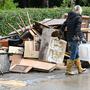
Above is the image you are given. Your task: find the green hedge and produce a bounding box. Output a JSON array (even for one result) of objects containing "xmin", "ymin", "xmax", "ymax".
[{"xmin": 0, "ymin": 7, "xmax": 90, "ymax": 36}]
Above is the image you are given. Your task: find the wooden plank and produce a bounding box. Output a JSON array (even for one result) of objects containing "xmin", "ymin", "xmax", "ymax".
[
  {"xmin": 64, "ymin": 14, "xmax": 90, "ymax": 28},
  {"xmin": 39, "ymin": 27, "xmax": 67, "ymax": 64},
  {"xmin": 40, "ymin": 19, "xmax": 66, "ymax": 26},
  {"xmin": 39, "ymin": 27, "xmax": 55, "ymax": 60},
  {"xmin": 8, "ymin": 46, "xmax": 23, "ymax": 54},
  {"xmin": 10, "ymin": 55, "xmax": 22, "ymax": 66},
  {"xmin": 10, "ymin": 64, "xmax": 32, "ymax": 73},
  {"xmin": 33, "ymin": 35, "xmax": 40, "ymax": 51},
  {"xmin": 81, "ymin": 28, "xmax": 90, "ymax": 31},
  {"xmin": 46, "ymin": 37, "xmax": 67, "ymax": 64},
  {"xmin": 24, "ymin": 41, "xmax": 39, "ymax": 58},
  {"xmin": 19, "ymin": 59, "xmax": 56, "ymax": 72}
]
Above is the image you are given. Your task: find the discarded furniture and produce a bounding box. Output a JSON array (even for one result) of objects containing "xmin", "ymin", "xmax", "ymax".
[
  {"xmin": 81, "ymin": 28, "xmax": 90, "ymax": 41},
  {"xmin": 64, "ymin": 13, "xmax": 90, "ymax": 28},
  {"xmin": 39, "ymin": 27, "xmax": 55, "ymax": 60},
  {"xmin": 46, "ymin": 37, "xmax": 67, "ymax": 64},
  {"xmin": 20, "ymin": 59, "xmax": 56, "ymax": 72},
  {"xmin": 81, "ymin": 16, "xmax": 90, "ymax": 28},
  {"xmin": 40, "ymin": 19, "xmax": 66, "ymax": 26},
  {"xmin": 24, "ymin": 41, "xmax": 39, "ymax": 58}
]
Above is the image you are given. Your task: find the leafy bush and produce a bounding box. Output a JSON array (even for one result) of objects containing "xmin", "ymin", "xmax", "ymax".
[
  {"xmin": 0, "ymin": 7, "xmax": 90, "ymax": 35},
  {"xmin": 0, "ymin": 0, "xmax": 16, "ymax": 10}
]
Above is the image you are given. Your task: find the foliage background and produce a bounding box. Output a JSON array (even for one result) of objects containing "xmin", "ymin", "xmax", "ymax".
[
  {"xmin": 0, "ymin": 7, "xmax": 90, "ymax": 35},
  {"xmin": 0, "ymin": 0, "xmax": 90, "ymax": 35}
]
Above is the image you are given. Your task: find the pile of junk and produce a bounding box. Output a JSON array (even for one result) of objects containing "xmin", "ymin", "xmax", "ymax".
[{"xmin": 0, "ymin": 13, "xmax": 90, "ymax": 75}]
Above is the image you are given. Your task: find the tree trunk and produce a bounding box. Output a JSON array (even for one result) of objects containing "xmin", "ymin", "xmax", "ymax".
[
  {"xmin": 71, "ymin": 0, "xmax": 76, "ymax": 7},
  {"xmin": 19, "ymin": 0, "xmax": 29, "ymax": 8},
  {"xmin": 43, "ymin": 0, "xmax": 49, "ymax": 7}
]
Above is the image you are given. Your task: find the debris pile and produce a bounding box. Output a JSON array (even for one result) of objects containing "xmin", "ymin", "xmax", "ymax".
[
  {"xmin": 0, "ymin": 13, "xmax": 67, "ymax": 74},
  {"xmin": 1, "ymin": 13, "xmax": 89, "ymax": 74}
]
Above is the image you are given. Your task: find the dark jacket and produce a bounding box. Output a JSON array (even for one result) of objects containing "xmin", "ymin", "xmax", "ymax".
[{"xmin": 60, "ymin": 11, "xmax": 84, "ymax": 42}]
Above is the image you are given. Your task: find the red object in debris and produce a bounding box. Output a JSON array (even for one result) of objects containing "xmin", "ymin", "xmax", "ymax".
[{"xmin": 0, "ymin": 39, "xmax": 9, "ymax": 47}]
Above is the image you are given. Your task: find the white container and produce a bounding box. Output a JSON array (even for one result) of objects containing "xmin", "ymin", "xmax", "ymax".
[{"xmin": 79, "ymin": 43, "xmax": 90, "ymax": 61}]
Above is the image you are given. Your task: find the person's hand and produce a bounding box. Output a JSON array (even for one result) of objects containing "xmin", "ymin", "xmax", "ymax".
[{"xmin": 82, "ymin": 38, "xmax": 86, "ymax": 43}]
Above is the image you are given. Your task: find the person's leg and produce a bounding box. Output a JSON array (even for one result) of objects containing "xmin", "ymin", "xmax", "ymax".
[
  {"xmin": 65, "ymin": 42, "xmax": 76, "ymax": 75},
  {"xmin": 71, "ymin": 42, "xmax": 86, "ymax": 74},
  {"xmin": 74, "ymin": 49, "xmax": 86, "ymax": 74},
  {"xmin": 66, "ymin": 59, "xmax": 75, "ymax": 75},
  {"xmin": 75, "ymin": 58, "xmax": 86, "ymax": 74}
]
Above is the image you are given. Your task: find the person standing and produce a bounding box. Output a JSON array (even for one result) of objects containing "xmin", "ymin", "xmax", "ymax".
[{"xmin": 60, "ymin": 5, "xmax": 86, "ymax": 75}]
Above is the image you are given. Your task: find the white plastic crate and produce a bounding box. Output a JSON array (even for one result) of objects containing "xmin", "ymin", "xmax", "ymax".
[{"xmin": 79, "ymin": 43, "xmax": 90, "ymax": 61}]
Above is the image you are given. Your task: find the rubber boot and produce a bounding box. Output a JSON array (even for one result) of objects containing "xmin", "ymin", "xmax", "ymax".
[
  {"xmin": 75, "ymin": 58, "xmax": 86, "ymax": 74},
  {"xmin": 65, "ymin": 60, "xmax": 75, "ymax": 75}
]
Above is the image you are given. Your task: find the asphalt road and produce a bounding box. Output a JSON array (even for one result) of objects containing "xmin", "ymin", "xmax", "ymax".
[{"xmin": 0, "ymin": 68, "xmax": 90, "ymax": 90}]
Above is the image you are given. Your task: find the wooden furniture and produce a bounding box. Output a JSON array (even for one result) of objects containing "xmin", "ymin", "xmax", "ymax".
[
  {"xmin": 81, "ymin": 16, "xmax": 90, "ymax": 28},
  {"xmin": 81, "ymin": 28, "xmax": 90, "ymax": 41},
  {"xmin": 24, "ymin": 41, "xmax": 39, "ymax": 58},
  {"xmin": 20, "ymin": 59, "xmax": 56, "ymax": 72},
  {"xmin": 64, "ymin": 14, "xmax": 90, "ymax": 41},
  {"xmin": 64, "ymin": 13, "xmax": 90, "ymax": 28}
]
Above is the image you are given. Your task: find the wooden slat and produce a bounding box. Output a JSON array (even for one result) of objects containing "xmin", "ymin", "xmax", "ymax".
[{"xmin": 81, "ymin": 28, "xmax": 90, "ymax": 31}]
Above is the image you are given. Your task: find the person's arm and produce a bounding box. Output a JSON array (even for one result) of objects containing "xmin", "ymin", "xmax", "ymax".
[
  {"xmin": 75, "ymin": 16, "xmax": 86, "ymax": 43},
  {"xmin": 58, "ymin": 20, "xmax": 67, "ymax": 39}
]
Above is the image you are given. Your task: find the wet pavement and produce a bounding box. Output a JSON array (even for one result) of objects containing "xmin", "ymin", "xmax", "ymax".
[{"xmin": 0, "ymin": 68, "xmax": 90, "ymax": 90}]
